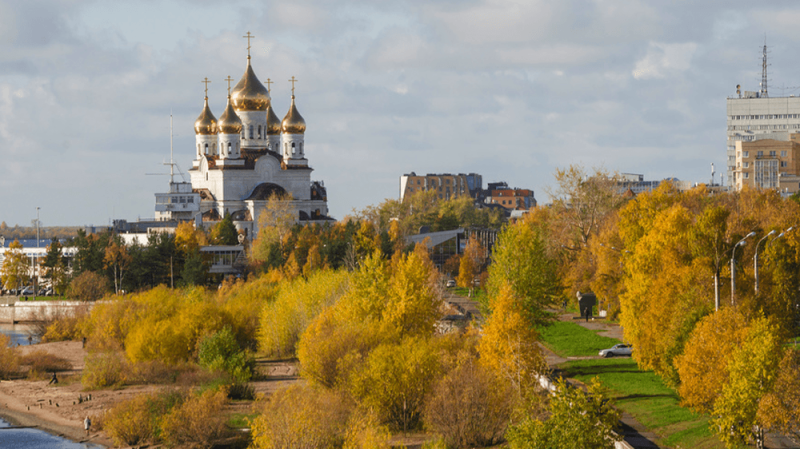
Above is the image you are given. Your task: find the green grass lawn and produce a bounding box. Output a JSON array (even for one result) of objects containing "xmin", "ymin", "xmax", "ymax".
[
  {"xmin": 540, "ymin": 321, "xmax": 726, "ymax": 448},
  {"xmin": 537, "ymin": 321, "xmax": 621, "ymax": 357},
  {"xmin": 450, "ymin": 287, "xmax": 487, "ymax": 303}
]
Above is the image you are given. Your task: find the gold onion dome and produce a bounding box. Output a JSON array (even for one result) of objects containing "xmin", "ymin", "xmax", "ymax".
[
  {"xmin": 194, "ymin": 97, "xmax": 218, "ymax": 135},
  {"xmin": 266, "ymin": 104, "xmax": 281, "ymax": 135},
  {"xmin": 218, "ymin": 96, "xmax": 243, "ymax": 134},
  {"xmin": 231, "ymin": 57, "xmax": 270, "ymax": 111},
  {"xmin": 281, "ymin": 96, "xmax": 306, "ymax": 134}
]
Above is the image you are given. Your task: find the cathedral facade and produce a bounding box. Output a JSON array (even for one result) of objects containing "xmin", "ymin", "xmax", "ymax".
[{"xmin": 189, "ymin": 37, "xmax": 331, "ymax": 237}]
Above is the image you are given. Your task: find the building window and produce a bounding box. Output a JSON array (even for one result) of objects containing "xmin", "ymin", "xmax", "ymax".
[
  {"xmin": 258, "ymin": 125, "xmax": 262, "ymax": 138},
  {"xmin": 249, "ymin": 125, "xmax": 254, "ymax": 139},
  {"xmin": 781, "ymin": 161, "xmax": 788, "ymax": 167},
  {"xmin": 758, "ymin": 151, "xmax": 763, "ymax": 157},
  {"xmin": 782, "ymin": 151, "xmax": 787, "ymax": 157},
  {"xmin": 292, "ymin": 142, "xmax": 296, "ymax": 154},
  {"xmin": 744, "ymin": 151, "xmax": 749, "ymax": 157},
  {"xmin": 769, "ymin": 151, "xmax": 776, "ymax": 157},
  {"xmin": 744, "ymin": 162, "xmax": 750, "ymax": 168},
  {"xmin": 744, "ymin": 173, "xmax": 750, "ymax": 179}
]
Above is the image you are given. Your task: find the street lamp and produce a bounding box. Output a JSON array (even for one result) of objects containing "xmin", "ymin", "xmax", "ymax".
[
  {"xmin": 731, "ymin": 231, "xmax": 756, "ymax": 306},
  {"xmin": 754, "ymin": 230, "xmax": 776, "ymax": 296},
  {"xmin": 36, "ymin": 207, "xmax": 40, "ymax": 248}
]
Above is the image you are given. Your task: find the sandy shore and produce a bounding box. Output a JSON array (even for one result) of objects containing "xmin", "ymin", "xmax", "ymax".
[{"xmin": 0, "ymin": 341, "xmax": 125, "ymax": 448}]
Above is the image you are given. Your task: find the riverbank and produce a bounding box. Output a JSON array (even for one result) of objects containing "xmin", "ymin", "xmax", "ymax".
[{"xmin": 0, "ymin": 341, "xmax": 120, "ymax": 448}]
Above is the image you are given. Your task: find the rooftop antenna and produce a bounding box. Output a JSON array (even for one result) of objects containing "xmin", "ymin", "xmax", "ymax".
[
  {"xmin": 761, "ymin": 36, "xmax": 770, "ymax": 98},
  {"xmin": 711, "ymin": 162, "xmax": 715, "ymax": 186},
  {"xmin": 146, "ymin": 113, "xmax": 188, "ymax": 182}
]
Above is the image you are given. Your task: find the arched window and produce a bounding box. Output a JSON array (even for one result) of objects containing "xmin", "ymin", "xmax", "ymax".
[
  {"xmin": 204, "ymin": 143, "xmax": 208, "ymax": 154},
  {"xmin": 300, "ymin": 142, "xmax": 304, "ymax": 154},
  {"xmin": 292, "ymin": 142, "xmax": 296, "ymax": 155},
  {"xmin": 257, "ymin": 125, "xmax": 262, "ymax": 138},
  {"xmin": 284, "ymin": 142, "xmax": 288, "ymax": 154},
  {"xmin": 249, "ymin": 125, "xmax": 254, "ymax": 139},
  {"xmin": 228, "ymin": 142, "xmax": 232, "ymax": 154}
]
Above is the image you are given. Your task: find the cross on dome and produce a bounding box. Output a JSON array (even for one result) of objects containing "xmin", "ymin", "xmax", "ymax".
[
  {"xmin": 289, "ymin": 76, "xmax": 298, "ymax": 96},
  {"xmin": 201, "ymin": 77, "xmax": 211, "ymax": 97},
  {"xmin": 266, "ymin": 78, "xmax": 273, "ymax": 93},
  {"xmin": 225, "ymin": 76, "xmax": 234, "ymax": 95},
  {"xmin": 243, "ymin": 32, "xmax": 255, "ymax": 57}
]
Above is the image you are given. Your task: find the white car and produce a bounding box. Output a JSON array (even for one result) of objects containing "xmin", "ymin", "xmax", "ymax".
[
  {"xmin": 599, "ymin": 344, "xmax": 632, "ymax": 358},
  {"xmin": 445, "ymin": 280, "xmax": 456, "ymax": 288}
]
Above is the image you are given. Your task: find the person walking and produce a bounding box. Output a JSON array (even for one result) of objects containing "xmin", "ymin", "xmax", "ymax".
[
  {"xmin": 84, "ymin": 416, "xmax": 91, "ymax": 436},
  {"xmin": 48, "ymin": 372, "xmax": 58, "ymax": 385}
]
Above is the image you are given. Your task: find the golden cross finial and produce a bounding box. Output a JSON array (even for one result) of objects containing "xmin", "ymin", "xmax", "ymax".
[
  {"xmin": 266, "ymin": 78, "xmax": 273, "ymax": 93},
  {"xmin": 243, "ymin": 32, "xmax": 254, "ymax": 57},
  {"xmin": 289, "ymin": 76, "xmax": 298, "ymax": 96},
  {"xmin": 201, "ymin": 77, "xmax": 211, "ymax": 97},
  {"xmin": 225, "ymin": 76, "xmax": 234, "ymax": 95}
]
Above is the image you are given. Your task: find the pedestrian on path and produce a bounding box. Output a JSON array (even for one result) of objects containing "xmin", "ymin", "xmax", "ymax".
[
  {"xmin": 84, "ymin": 416, "xmax": 91, "ymax": 436},
  {"xmin": 48, "ymin": 372, "xmax": 58, "ymax": 385}
]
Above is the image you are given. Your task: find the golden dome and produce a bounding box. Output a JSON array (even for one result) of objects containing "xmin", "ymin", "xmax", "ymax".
[
  {"xmin": 266, "ymin": 104, "xmax": 281, "ymax": 135},
  {"xmin": 231, "ymin": 57, "xmax": 270, "ymax": 111},
  {"xmin": 194, "ymin": 97, "xmax": 218, "ymax": 135},
  {"xmin": 218, "ymin": 96, "xmax": 243, "ymax": 134},
  {"xmin": 282, "ymin": 96, "xmax": 306, "ymax": 134}
]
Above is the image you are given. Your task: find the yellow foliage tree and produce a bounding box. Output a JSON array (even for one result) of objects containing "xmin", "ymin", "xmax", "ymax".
[
  {"xmin": 674, "ymin": 307, "xmax": 749, "ymax": 413},
  {"xmin": 1, "ymin": 239, "xmax": 28, "ymax": 293},
  {"xmin": 757, "ymin": 350, "xmax": 800, "ymax": 442},
  {"xmin": 478, "ymin": 282, "xmax": 546, "ymax": 395},
  {"xmin": 712, "ymin": 316, "xmax": 784, "ymax": 448},
  {"xmin": 382, "ymin": 248, "xmax": 442, "ymax": 338}
]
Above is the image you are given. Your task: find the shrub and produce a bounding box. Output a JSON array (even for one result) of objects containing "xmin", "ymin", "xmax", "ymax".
[
  {"xmin": 424, "ymin": 359, "xmax": 513, "ymax": 448},
  {"xmin": 343, "ymin": 413, "xmax": 393, "ymax": 449},
  {"xmin": 0, "ymin": 334, "xmax": 20, "ymax": 379},
  {"xmin": 198, "ymin": 325, "xmax": 254, "ymax": 383},
  {"xmin": 250, "ymin": 384, "xmax": 351, "ymax": 449},
  {"xmin": 126, "ymin": 360, "xmax": 186, "ymax": 385},
  {"xmin": 67, "ymin": 271, "xmax": 109, "ymax": 301},
  {"xmin": 160, "ymin": 388, "xmax": 228, "ymax": 448},
  {"xmin": 103, "ymin": 389, "xmax": 185, "ymax": 447},
  {"xmin": 19, "ymin": 350, "xmax": 72, "ymax": 378},
  {"xmin": 82, "ymin": 351, "xmax": 127, "ymax": 390},
  {"xmin": 102, "ymin": 393, "xmax": 160, "ymax": 447}
]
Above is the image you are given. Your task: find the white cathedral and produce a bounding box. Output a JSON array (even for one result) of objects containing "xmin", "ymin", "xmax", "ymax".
[{"xmin": 153, "ymin": 35, "xmax": 331, "ymax": 238}]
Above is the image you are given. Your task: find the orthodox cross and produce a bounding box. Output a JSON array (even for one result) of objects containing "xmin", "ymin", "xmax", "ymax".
[
  {"xmin": 243, "ymin": 32, "xmax": 254, "ymax": 57},
  {"xmin": 201, "ymin": 77, "xmax": 211, "ymax": 97},
  {"xmin": 266, "ymin": 78, "xmax": 273, "ymax": 93},
  {"xmin": 289, "ymin": 76, "xmax": 298, "ymax": 96},
  {"xmin": 225, "ymin": 76, "xmax": 234, "ymax": 95}
]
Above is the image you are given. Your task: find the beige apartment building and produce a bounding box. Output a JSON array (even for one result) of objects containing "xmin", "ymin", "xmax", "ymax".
[
  {"xmin": 399, "ymin": 172, "xmax": 482, "ymax": 201},
  {"xmin": 734, "ymin": 134, "xmax": 800, "ymax": 193}
]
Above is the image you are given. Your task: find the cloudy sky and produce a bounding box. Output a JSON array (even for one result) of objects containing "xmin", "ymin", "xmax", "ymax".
[{"xmin": 1, "ymin": 0, "xmax": 799, "ymax": 227}]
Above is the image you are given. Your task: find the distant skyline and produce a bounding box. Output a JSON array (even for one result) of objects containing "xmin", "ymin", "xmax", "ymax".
[{"xmin": 2, "ymin": 1, "xmax": 800, "ymax": 226}]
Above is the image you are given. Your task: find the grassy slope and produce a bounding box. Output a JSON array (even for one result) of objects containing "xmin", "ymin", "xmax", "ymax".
[
  {"xmin": 537, "ymin": 321, "xmax": 621, "ymax": 357},
  {"xmin": 540, "ymin": 321, "xmax": 725, "ymax": 449}
]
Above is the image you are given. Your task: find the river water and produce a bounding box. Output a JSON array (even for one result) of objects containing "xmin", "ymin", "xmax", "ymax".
[
  {"xmin": 0, "ymin": 327, "xmax": 102, "ymax": 448},
  {"xmin": 0, "ymin": 417, "xmax": 103, "ymax": 449}
]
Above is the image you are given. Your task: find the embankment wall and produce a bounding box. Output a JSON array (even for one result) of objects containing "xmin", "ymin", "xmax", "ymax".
[{"xmin": 0, "ymin": 300, "xmax": 91, "ymax": 323}]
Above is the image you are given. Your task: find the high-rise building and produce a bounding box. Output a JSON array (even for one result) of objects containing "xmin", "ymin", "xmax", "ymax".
[
  {"xmin": 734, "ymin": 135, "xmax": 800, "ymax": 193},
  {"xmin": 726, "ymin": 43, "xmax": 800, "ymax": 187}
]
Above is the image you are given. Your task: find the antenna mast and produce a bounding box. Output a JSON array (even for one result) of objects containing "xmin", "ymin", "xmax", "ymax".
[
  {"xmin": 169, "ymin": 113, "xmax": 174, "ymax": 185},
  {"xmin": 761, "ymin": 38, "xmax": 770, "ymax": 98}
]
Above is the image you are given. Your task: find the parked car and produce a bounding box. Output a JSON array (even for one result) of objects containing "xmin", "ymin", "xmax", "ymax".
[
  {"xmin": 20, "ymin": 286, "xmax": 35, "ymax": 296},
  {"xmin": 599, "ymin": 344, "xmax": 633, "ymax": 358},
  {"xmin": 446, "ymin": 280, "xmax": 456, "ymax": 288}
]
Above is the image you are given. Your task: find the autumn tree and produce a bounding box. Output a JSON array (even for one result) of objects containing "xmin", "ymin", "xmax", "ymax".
[
  {"xmin": 382, "ymin": 245, "xmax": 442, "ymax": 338},
  {"xmin": 758, "ymin": 350, "xmax": 800, "ymax": 443},
  {"xmin": 104, "ymin": 239, "xmax": 132, "ymax": 295},
  {"xmin": 479, "ymin": 283, "xmax": 546, "ymax": 395},
  {"xmin": 487, "ymin": 215, "xmax": 558, "ymax": 327},
  {"xmin": 210, "ymin": 213, "xmax": 239, "ymax": 245},
  {"xmin": 251, "ymin": 193, "xmax": 295, "ymax": 268},
  {"xmin": 674, "ymin": 308, "xmax": 748, "ymax": 413},
  {"xmin": 507, "ymin": 378, "xmax": 621, "ymax": 449},
  {"xmin": 1, "ymin": 239, "xmax": 29, "ymax": 293},
  {"xmin": 457, "ymin": 238, "xmax": 485, "ymax": 292},
  {"xmin": 712, "ymin": 316, "xmax": 784, "ymax": 448}
]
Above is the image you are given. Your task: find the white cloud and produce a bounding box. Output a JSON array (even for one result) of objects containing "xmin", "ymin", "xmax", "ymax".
[{"xmin": 632, "ymin": 42, "xmax": 697, "ymax": 80}]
